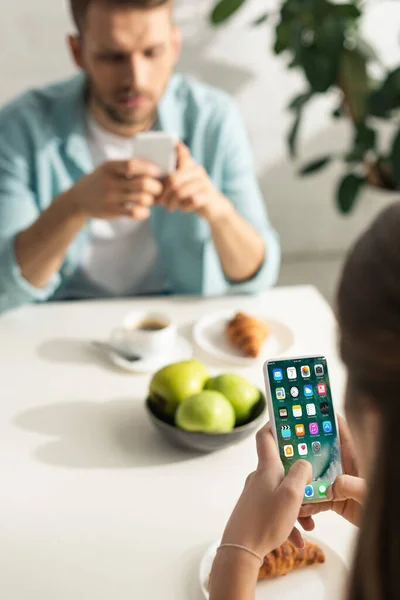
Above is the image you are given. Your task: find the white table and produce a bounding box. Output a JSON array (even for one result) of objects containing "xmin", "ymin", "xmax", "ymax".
[{"xmin": 0, "ymin": 286, "xmax": 356, "ymax": 599}]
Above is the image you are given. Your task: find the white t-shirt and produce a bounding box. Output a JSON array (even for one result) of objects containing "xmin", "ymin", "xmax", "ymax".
[{"xmin": 69, "ymin": 116, "xmax": 163, "ymax": 297}]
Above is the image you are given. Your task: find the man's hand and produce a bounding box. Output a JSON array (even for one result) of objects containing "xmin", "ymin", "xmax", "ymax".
[
  {"xmin": 158, "ymin": 143, "xmax": 232, "ymax": 223},
  {"xmin": 69, "ymin": 159, "xmax": 163, "ymax": 221}
]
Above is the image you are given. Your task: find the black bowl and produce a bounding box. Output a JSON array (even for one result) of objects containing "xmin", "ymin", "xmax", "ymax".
[{"xmin": 145, "ymin": 394, "xmax": 267, "ymax": 453}]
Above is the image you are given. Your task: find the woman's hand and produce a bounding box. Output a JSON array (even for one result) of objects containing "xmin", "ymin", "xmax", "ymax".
[
  {"xmin": 298, "ymin": 416, "xmax": 366, "ymax": 530},
  {"xmin": 209, "ymin": 424, "xmax": 312, "ymax": 600},
  {"xmin": 221, "ymin": 423, "xmax": 312, "ymax": 558}
]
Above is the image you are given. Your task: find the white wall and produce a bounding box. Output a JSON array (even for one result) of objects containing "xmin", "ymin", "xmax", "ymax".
[{"xmin": 1, "ymin": 0, "xmax": 399, "ymax": 263}]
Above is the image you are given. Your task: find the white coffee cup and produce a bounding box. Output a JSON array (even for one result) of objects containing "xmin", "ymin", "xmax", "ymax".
[{"xmin": 111, "ymin": 312, "xmax": 177, "ymax": 358}]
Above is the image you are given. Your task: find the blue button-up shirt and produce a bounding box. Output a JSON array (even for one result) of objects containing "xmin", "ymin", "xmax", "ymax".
[{"xmin": 0, "ymin": 73, "xmax": 280, "ymax": 313}]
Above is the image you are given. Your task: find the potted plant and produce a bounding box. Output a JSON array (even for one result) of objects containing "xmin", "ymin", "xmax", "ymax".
[{"xmin": 210, "ymin": 0, "xmax": 400, "ymax": 213}]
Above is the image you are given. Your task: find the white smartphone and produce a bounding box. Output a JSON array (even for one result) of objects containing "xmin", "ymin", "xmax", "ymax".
[
  {"xmin": 263, "ymin": 355, "xmax": 343, "ymax": 503},
  {"xmin": 133, "ymin": 131, "xmax": 177, "ymax": 177}
]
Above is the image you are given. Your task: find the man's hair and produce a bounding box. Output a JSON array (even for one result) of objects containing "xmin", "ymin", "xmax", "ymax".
[{"xmin": 70, "ymin": 0, "xmax": 170, "ymax": 30}]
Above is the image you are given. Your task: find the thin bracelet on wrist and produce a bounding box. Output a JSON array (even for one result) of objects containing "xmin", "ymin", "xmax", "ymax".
[{"xmin": 217, "ymin": 543, "xmax": 264, "ymax": 567}]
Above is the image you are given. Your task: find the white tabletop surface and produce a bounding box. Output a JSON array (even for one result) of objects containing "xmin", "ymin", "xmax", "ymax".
[{"xmin": 0, "ymin": 286, "xmax": 356, "ymax": 599}]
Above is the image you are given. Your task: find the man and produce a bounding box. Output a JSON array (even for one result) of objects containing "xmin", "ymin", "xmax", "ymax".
[{"xmin": 0, "ymin": 0, "xmax": 280, "ymax": 313}]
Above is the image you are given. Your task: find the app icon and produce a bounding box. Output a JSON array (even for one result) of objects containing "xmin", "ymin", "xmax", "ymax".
[
  {"xmin": 317, "ymin": 383, "xmax": 327, "ymax": 396},
  {"xmin": 301, "ymin": 365, "xmax": 311, "ymax": 378},
  {"xmin": 304, "ymin": 384, "xmax": 313, "ymax": 397},
  {"xmin": 287, "ymin": 367, "xmax": 297, "ymax": 380},
  {"xmin": 312, "ymin": 441, "xmax": 321, "ymax": 454},
  {"xmin": 273, "ymin": 368, "xmax": 283, "ymax": 381},
  {"xmin": 290, "ymin": 386, "xmax": 299, "ymax": 398},
  {"xmin": 292, "ymin": 405, "xmax": 302, "ymax": 418},
  {"xmin": 320, "ymin": 401, "xmax": 329, "ymax": 415},
  {"xmin": 309, "ymin": 422, "xmax": 319, "ymax": 435},
  {"xmin": 279, "ymin": 407, "xmax": 288, "ymax": 419},
  {"xmin": 304, "ymin": 485, "xmax": 314, "ymax": 498},
  {"xmin": 318, "ymin": 484, "xmax": 327, "ymax": 496},
  {"xmin": 298, "ymin": 443, "xmax": 308, "ymax": 456},
  {"xmin": 284, "ymin": 445, "xmax": 294, "ymax": 458},
  {"xmin": 306, "ymin": 403, "xmax": 316, "ymax": 416},
  {"xmin": 276, "ymin": 387, "xmax": 286, "ymax": 400},
  {"xmin": 281, "ymin": 425, "xmax": 291, "ymax": 439},
  {"xmin": 315, "ymin": 364, "xmax": 324, "ymax": 377},
  {"xmin": 323, "ymin": 421, "xmax": 333, "ymax": 434},
  {"xmin": 295, "ymin": 424, "xmax": 305, "ymax": 437}
]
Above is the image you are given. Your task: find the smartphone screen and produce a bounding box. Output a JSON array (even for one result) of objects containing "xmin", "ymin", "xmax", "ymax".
[{"xmin": 264, "ymin": 356, "xmax": 343, "ymax": 502}]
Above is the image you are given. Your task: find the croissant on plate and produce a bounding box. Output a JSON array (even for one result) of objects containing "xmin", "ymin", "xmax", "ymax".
[
  {"xmin": 258, "ymin": 540, "xmax": 325, "ymax": 580},
  {"xmin": 226, "ymin": 312, "xmax": 269, "ymax": 358}
]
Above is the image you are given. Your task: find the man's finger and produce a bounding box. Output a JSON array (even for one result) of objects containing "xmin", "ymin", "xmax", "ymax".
[
  {"xmin": 168, "ymin": 167, "xmax": 201, "ymax": 191},
  {"xmin": 327, "ymin": 474, "xmax": 366, "ymax": 503},
  {"xmin": 180, "ymin": 195, "xmax": 208, "ymax": 213},
  {"xmin": 128, "ymin": 206, "xmax": 151, "ymax": 221},
  {"xmin": 176, "ymin": 142, "xmax": 193, "ymax": 169},
  {"xmin": 109, "ymin": 159, "xmax": 161, "ymax": 179},
  {"xmin": 173, "ymin": 180, "xmax": 205, "ymax": 203},
  {"xmin": 120, "ymin": 193, "xmax": 155, "ymax": 208}
]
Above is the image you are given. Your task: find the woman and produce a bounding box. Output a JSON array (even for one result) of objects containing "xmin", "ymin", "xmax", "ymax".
[{"xmin": 210, "ymin": 203, "xmax": 400, "ymax": 600}]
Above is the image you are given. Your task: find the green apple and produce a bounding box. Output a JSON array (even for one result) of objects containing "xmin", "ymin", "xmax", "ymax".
[
  {"xmin": 149, "ymin": 360, "xmax": 209, "ymax": 417},
  {"xmin": 205, "ymin": 374, "xmax": 261, "ymax": 425},
  {"xmin": 176, "ymin": 391, "xmax": 235, "ymax": 433}
]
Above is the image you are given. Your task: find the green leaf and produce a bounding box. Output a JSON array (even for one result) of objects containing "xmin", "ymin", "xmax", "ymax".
[
  {"xmin": 331, "ymin": 4, "xmax": 361, "ymax": 19},
  {"xmin": 210, "ymin": 0, "xmax": 246, "ymax": 25},
  {"xmin": 298, "ymin": 17, "xmax": 345, "ymax": 93},
  {"xmin": 252, "ymin": 13, "xmax": 269, "ymax": 26},
  {"xmin": 288, "ymin": 112, "xmax": 301, "ymax": 158},
  {"xmin": 369, "ymin": 67, "xmax": 400, "ymax": 118},
  {"xmin": 336, "ymin": 174, "xmax": 365, "ymax": 214},
  {"xmin": 288, "ymin": 91, "xmax": 313, "ymax": 111},
  {"xmin": 345, "ymin": 123, "xmax": 376, "ymax": 163},
  {"xmin": 299, "ymin": 156, "xmax": 332, "ymax": 175},
  {"xmin": 390, "ymin": 127, "xmax": 400, "ymax": 187},
  {"xmin": 339, "ymin": 49, "xmax": 369, "ymax": 123},
  {"xmin": 274, "ymin": 20, "xmax": 291, "ymax": 54}
]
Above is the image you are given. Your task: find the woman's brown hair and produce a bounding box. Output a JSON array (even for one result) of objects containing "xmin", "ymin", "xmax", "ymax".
[{"xmin": 337, "ymin": 203, "xmax": 400, "ymax": 600}]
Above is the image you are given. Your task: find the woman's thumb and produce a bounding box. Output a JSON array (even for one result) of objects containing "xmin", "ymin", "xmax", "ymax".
[{"xmin": 326, "ymin": 475, "xmax": 365, "ymax": 503}]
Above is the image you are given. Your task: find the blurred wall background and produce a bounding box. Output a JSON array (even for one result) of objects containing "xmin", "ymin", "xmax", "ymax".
[{"xmin": 1, "ymin": 0, "xmax": 399, "ymax": 301}]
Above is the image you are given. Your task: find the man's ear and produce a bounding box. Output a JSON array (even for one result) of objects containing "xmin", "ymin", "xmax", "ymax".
[
  {"xmin": 67, "ymin": 34, "xmax": 84, "ymax": 70},
  {"xmin": 171, "ymin": 27, "xmax": 182, "ymax": 65}
]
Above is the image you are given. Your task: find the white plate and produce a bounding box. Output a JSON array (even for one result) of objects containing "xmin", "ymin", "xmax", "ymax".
[
  {"xmin": 199, "ymin": 537, "xmax": 347, "ymax": 600},
  {"xmin": 108, "ymin": 335, "xmax": 193, "ymax": 374},
  {"xmin": 193, "ymin": 310, "xmax": 294, "ymax": 366}
]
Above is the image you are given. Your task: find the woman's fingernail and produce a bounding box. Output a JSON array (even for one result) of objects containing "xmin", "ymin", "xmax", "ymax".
[{"xmin": 326, "ymin": 485, "xmax": 333, "ymax": 500}]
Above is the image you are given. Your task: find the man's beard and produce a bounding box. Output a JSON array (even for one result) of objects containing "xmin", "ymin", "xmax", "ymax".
[{"xmin": 89, "ymin": 80, "xmax": 157, "ymax": 127}]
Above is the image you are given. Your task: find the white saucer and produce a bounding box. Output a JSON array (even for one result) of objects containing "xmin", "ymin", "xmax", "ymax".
[
  {"xmin": 108, "ymin": 335, "xmax": 193, "ymax": 374},
  {"xmin": 199, "ymin": 536, "xmax": 347, "ymax": 600},
  {"xmin": 193, "ymin": 310, "xmax": 294, "ymax": 366}
]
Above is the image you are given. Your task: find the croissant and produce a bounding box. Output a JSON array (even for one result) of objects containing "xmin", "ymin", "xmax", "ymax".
[
  {"xmin": 258, "ymin": 540, "xmax": 325, "ymax": 580},
  {"xmin": 226, "ymin": 312, "xmax": 269, "ymax": 358}
]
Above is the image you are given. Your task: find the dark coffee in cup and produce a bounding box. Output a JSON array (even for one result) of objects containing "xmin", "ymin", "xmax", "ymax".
[
  {"xmin": 112, "ymin": 312, "xmax": 177, "ymax": 357},
  {"xmin": 137, "ymin": 320, "xmax": 167, "ymax": 332}
]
